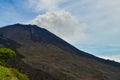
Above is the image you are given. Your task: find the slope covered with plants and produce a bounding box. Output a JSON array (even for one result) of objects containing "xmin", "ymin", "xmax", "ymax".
[{"xmin": 0, "ymin": 48, "xmax": 29, "ymax": 80}]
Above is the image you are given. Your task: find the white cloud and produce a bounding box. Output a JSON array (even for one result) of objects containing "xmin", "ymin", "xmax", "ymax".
[
  {"xmin": 28, "ymin": 0, "xmax": 67, "ymax": 12},
  {"xmin": 64, "ymin": 0, "xmax": 120, "ymax": 44},
  {"xmin": 27, "ymin": 0, "xmax": 120, "ymax": 44},
  {"xmin": 30, "ymin": 10, "xmax": 86, "ymax": 43}
]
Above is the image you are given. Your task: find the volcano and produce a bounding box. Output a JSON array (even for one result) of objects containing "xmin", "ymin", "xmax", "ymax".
[{"xmin": 0, "ymin": 23, "xmax": 120, "ymax": 80}]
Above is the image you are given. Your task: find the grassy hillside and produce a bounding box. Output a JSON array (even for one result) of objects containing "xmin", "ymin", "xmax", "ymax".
[
  {"xmin": 0, "ymin": 65, "xmax": 28, "ymax": 80},
  {"xmin": 0, "ymin": 48, "xmax": 29, "ymax": 80},
  {"xmin": 0, "ymin": 65, "xmax": 18, "ymax": 80}
]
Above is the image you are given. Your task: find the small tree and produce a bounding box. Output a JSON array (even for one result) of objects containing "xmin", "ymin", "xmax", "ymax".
[{"xmin": 0, "ymin": 48, "xmax": 16, "ymax": 62}]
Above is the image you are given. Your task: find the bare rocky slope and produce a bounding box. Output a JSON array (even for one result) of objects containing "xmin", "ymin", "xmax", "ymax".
[{"xmin": 0, "ymin": 24, "xmax": 120, "ymax": 80}]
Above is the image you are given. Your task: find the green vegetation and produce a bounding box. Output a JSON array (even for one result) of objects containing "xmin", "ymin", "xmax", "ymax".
[
  {"xmin": 0, "ymin": 65, "xmax": 29, "ymax": 80},
  {"xmin": 12, "ymin": 69, "xmax": 29, "ymax": 80},
  {"xmin": 0, "ymin": 48, "xmax": 16, "ymax": 62},
  {"xmin": 0, "ymin": 48, "xmax": 16, "ymax": 66},
  {"xmin": 0, "ymin": 65, "xmax": 18, "ymax": 80},
  {"xmin": 0, "ymin": 48, "xmax": 29, "ymax": 80}
]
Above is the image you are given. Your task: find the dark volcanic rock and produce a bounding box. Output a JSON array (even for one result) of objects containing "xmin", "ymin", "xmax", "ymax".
[{"xmin": 0, "ymin": 23, "xmax": 120, "ymax": 80}]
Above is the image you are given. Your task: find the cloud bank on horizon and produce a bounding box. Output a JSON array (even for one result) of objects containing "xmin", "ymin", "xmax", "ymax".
[{"xmin": 0, "ymin": 0, "xmax": 120, "ymax": 62}]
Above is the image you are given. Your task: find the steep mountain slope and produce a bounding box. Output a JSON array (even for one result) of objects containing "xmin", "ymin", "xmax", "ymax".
[{"xmin": 0, "ymin": 24, "xmax": 120, "ymax": 80}]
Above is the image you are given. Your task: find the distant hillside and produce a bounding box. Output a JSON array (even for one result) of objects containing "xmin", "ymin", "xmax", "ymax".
[{"xmin": 0, "ymin": 23, "xmax": 120, "ymax": 80}]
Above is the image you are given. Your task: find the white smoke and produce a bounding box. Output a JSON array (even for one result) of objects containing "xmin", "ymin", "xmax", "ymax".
[{"xmin": 30, "ymin": 10, "xmax": 86, "ymax": 43}]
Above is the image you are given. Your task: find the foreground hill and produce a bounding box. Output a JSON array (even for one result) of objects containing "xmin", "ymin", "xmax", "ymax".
[
  {"xmin": 0, "ymin": 24, "xmax": 120, "ymax": 80},
  {"xmin": 0, "ymin": 65, "xmax": 28, "ymax": 80},
  {"xmin": 0, "ymin": 65, "xmax": 18, "ymax": 80}
]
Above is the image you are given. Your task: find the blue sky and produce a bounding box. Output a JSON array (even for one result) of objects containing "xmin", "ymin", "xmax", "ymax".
[{"xmin": 0, "ymin": 0, "xmax": 120, "ymax": 62}]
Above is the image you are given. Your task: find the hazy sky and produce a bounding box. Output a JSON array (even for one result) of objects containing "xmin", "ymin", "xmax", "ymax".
[{"xmin": 0, "ymin": 0, "xmax": 120, "ymax": 62}]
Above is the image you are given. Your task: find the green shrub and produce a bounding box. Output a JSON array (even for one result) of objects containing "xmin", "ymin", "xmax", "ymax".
[
  {"xmin": 0, "ymin": 48, "xmax": 29, "ymax": 80},
  {"xmin": 0, "ymin": 48, "xmax": 16, "ymax": 62}
]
